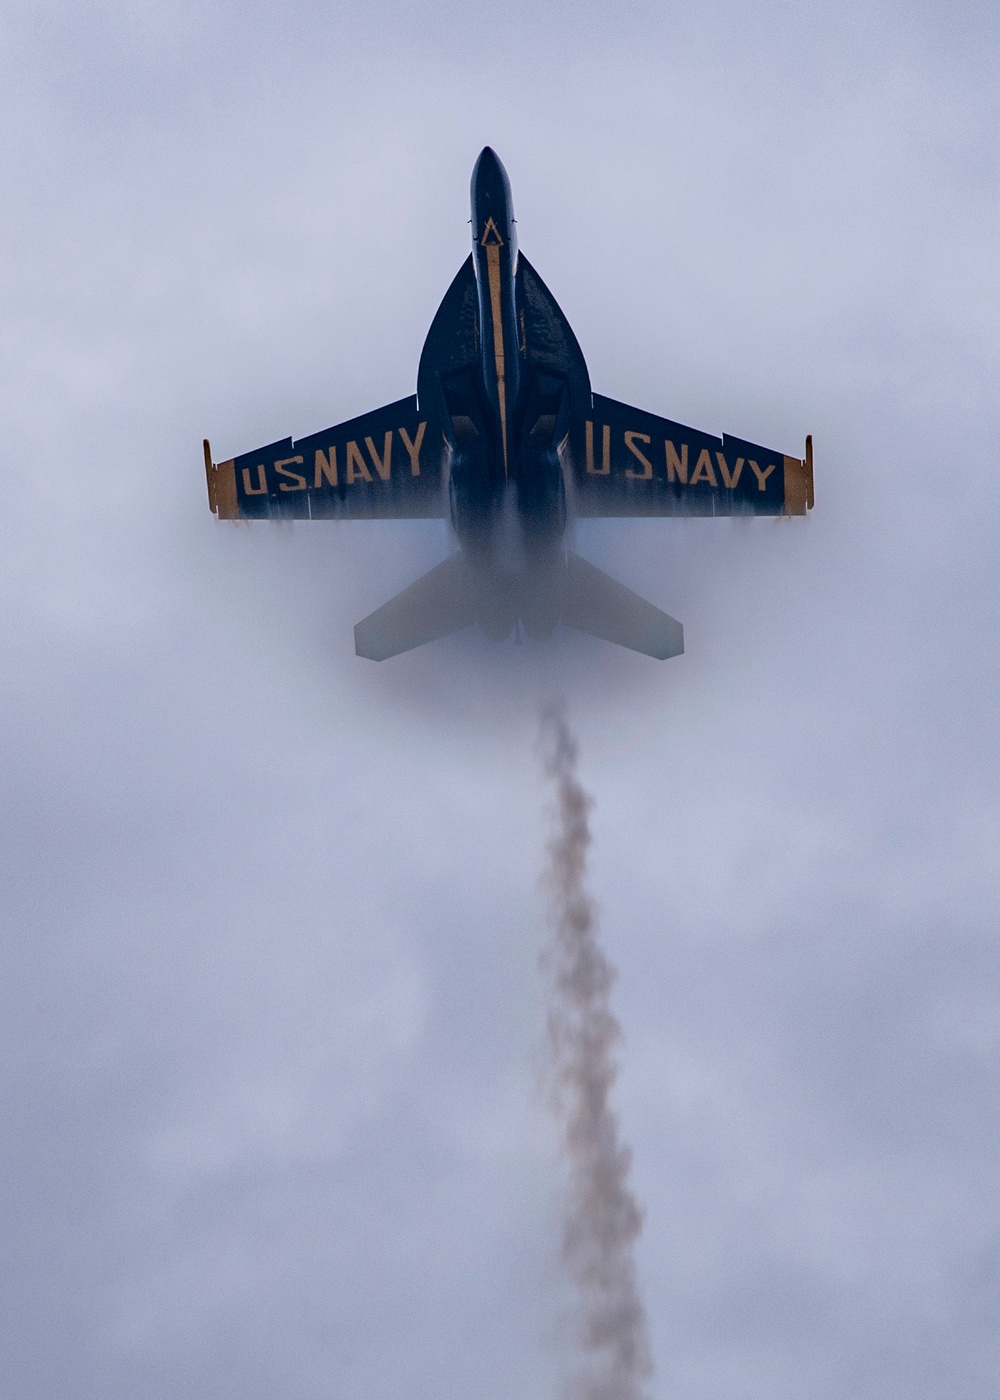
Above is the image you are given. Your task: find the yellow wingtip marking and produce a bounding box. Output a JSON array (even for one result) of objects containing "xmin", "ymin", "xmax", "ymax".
[
  {"xmin": 214, "ymin": 459, "xmax": 239, "ymax": 519},
  {"xmin": 782, "ymin": 455, "xmax": 809, "ymax": 516},
  {"xmin": 805, "ymin": 434, "xmax": 814, "ymax": 509},
  {"xmin": 203, "ymin": 438, "xmax": 217, "ymax": 514}
]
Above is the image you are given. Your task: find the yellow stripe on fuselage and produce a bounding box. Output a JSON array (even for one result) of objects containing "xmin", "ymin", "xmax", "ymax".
[{"xmin": 481, "ymin": 219, "xmax": 508, "ymax": 476}]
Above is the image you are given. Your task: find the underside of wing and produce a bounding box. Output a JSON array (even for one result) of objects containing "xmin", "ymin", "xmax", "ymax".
[
  {"xmin": 205, "ymin": 396, "xmax": 446, "ymax": 521},
  {"xmin": 569, "ymin": 393, "xmax": 813, "ymax": 518}
]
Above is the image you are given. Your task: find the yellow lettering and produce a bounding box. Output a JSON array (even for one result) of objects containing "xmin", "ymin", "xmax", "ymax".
[
  {"xmin": 365, "ymin": 431, "xmax": 393, "ymax": 482},
  {"xmin": 585, "ymin": 420, "xmax": 610, "ymax": 475},
  {"xmin": 346, "ymin": 440, "xmax": 373, "ymax": 484},
  {"xmin": 624, "ymin": 431, "xmax": 653, "ymax": 480},
  {"xmin": 749, "ymin": 459, "xmax": 776, "ymax": 491},
  {"xmin": 690, "ymin": 448, "xmax": 718, "ymax": 487},
  {"xmin": 241, "ymin": 464, "xmax": 268, "ymax": 496},
  {"xmin": 716, "ymin": 452, "xmax": 744, "ymax": 489},
  {"xmin": 399, "ymin": 422, "xmax": 426, "ymax": 477},
  {"xmin": 274, "ymin": 455, "xmax": 306, "ymax": 491},
  {"xmin": 313, "ymin": 447, "xmax": 337, "ymax": 488},
  {"xmin": 665, "ymin": 440, "xmax": 688, "ymax": 484}
]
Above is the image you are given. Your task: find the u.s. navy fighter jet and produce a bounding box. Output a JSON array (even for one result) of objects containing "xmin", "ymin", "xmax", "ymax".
[{"xmin": 204, "ymin": 148, "xmax": 813, "ymax": 660}]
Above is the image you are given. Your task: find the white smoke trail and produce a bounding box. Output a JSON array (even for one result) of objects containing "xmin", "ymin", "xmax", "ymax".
[{"xmin": 539, "ymin": 702, "xmax": 653, "ymax": 1400}]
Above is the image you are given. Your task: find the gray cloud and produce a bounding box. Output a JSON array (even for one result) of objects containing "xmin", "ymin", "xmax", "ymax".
[{"xmin": 1, "ymin": 1, "xmax": 998, "ymax": 1397}]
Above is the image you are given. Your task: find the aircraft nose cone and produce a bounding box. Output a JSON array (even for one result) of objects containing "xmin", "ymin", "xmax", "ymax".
[
  {"xmin": 471, "ymin": 146, "xmax": 515, "ymax": 248},
  {"xmin": 473, "ymin": 145, "xmax": 505, "ymax": 185}
]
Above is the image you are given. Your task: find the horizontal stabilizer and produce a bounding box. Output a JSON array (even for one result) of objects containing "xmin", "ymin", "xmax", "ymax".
[
  {"xmin": 354, "ymin": 553, "xmax": 477, "ymax": 661},
  {"xmin": 562, "ymin": 553, "xmax": 683, "ymax": 660}
]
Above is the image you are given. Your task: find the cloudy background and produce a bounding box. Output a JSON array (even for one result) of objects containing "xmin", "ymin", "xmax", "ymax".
[{"xmin": 1, "ymin": 1, "xmax": 999, "ymax": 1396}]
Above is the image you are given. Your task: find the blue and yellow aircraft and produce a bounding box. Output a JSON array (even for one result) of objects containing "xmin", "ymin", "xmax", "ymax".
[{"xmin": 204, "ymin": 148, "xmax": 813, "ymax": 660}]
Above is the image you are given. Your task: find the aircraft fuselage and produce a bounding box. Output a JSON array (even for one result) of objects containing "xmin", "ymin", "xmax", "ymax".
[
  {"xmin": 205, "ymin": 145, "xmax": 812, "ymax": 660},
  {"xmin": 443, "ymin": 148, "xmax": 568, "ymax": 623}
]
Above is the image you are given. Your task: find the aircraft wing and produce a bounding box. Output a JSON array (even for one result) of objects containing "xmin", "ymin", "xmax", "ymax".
[
  {"xmin": 205, "ymin": 395, "xmax": 446, "ymax": 521},
  {"xmin": 569, "ymin": 393, "xmax": 813, "ymax": 518}
]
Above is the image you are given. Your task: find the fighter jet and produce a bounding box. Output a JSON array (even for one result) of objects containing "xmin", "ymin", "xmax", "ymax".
[{"xmin": 204, "ymin": 147, "xmax": 813, "ymax": 660}]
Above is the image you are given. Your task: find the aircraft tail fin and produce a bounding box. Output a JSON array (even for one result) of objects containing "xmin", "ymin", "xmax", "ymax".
[
  {"xmin": 561, "ymin": 552, "xmax": 684, "ymax": 660},
  {"xmin": 354, "ymin": 553, "xmax": 477, "ymax": 661}
]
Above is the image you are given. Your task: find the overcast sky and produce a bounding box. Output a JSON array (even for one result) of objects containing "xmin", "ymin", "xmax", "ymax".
[{"xmin": 1, "ymin": 2, "xmax": 999, "ymax": 1397}]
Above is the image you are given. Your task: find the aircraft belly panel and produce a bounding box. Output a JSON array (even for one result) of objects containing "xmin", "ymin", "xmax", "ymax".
[
  {"xmin": 416, "ymin": 256, "xmax": 479, "ymax": 416},
  {"xmin": 517, "ymin": 256, "xmax": 592, "ymax": 421}
]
